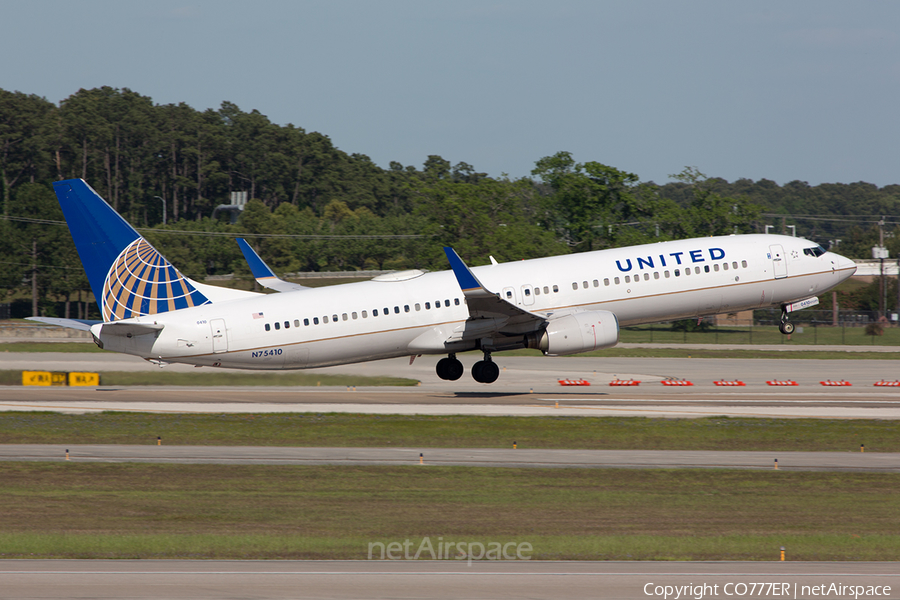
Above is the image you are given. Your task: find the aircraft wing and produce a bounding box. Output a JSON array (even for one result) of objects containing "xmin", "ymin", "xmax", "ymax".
[
  {"xmin": 443, "ymin": 247, "xmax": 546, "ymax": 327},
  {"xmin": 236, "ymin": 238, "xmax": 309, "ymax": 292}
]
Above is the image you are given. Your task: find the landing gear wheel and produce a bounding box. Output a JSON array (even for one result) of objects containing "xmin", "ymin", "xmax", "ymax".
[
  {"xmin": 436, "ymin": 356, "xmax": 463, "ymax": 381},
  {"xmin": 779, "ymin": 320, "xmax": 795, "ymax": 335},
  {"xmin": 472, "ymin": 359, "xmax": 499, "ymax": 384}
]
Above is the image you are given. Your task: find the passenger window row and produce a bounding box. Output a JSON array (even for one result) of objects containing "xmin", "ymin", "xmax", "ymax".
[
  {"xmin": 598, "ymin": 260, "xmax": 749, "ymax": 287},
  {"xmin": 263, "ymin": 298, "xmax": 462, "ymax": 332}
]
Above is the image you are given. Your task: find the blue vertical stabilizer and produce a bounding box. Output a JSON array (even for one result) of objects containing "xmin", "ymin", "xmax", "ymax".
[{"xmin": 53, "ymin": 179, "xmax": 210, "ymax": 321}]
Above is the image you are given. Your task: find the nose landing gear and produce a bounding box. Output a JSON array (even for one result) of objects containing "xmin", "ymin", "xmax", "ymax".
[{"xmin": 779, "ymin": 310, "xmax": 795, "ymax": 335}]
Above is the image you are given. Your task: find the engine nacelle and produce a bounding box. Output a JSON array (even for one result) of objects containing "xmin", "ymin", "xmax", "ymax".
[{"xmin": 535, "ymin": 310, "xmax": 619, "ymax": 356}]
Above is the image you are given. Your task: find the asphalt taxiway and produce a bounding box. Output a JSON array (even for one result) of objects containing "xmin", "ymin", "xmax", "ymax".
[
  {"xmin": 3, "ymin": 444, "xmax": 897, "ymax": 471},
  {"xmin": 1, "ymin": 560, "xmax": 897, "ymax": 600}
]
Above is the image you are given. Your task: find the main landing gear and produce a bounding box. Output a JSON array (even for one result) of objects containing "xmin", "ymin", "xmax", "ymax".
[
  {"xmin": 435, "ymin": 352, "xmax": 500, "ymax": 383},
  {"xmin": 471, "ymin": 353, "xmax": 499, "ymax": 384},
  {"xmin": 779, "ymin": 309, "xmax": 795, "ymax": 335},
  {"xmin": 436, "ymin": 354, "xmax": 464, "ymax": 381}
]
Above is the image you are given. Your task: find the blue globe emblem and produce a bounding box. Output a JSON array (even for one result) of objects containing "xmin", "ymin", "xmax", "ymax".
[{"xmin": 102, "ymin": 238, "xmax": 209, "ymax": 321}]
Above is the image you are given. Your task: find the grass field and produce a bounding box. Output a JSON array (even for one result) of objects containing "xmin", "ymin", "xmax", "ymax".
[
  {"xmin": 0, "ymin": 463, "xmax": 897, "ymax": 560},
  {"xmin": 1, "ymin": 413, "xmax": 897, "ymax": 452}
]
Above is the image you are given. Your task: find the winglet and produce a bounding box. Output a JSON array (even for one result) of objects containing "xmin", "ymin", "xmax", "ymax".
[
  {"xmin": 443, "ymin": 247, "xmax": 489, "ymax": 294},
  {"xmin": 236, "ymin": 238, "xmax": 308, "ymax": 292},
  {"xmin": 236, "ymin": 238, "xmax": 277, "ymax": 279}
]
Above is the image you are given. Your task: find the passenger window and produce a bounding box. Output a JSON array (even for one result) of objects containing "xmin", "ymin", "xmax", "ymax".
[
  {"xmin": 404, "ymin": 305, "xmax": 410, "ymax": 313},
  {"xmin": 342, "ymin": 313, "xmax": 348, "ymax": 321},
  {"xmin": 425, "ymin": 302, "xmax": 431, "ymax": 309},
  {"xmin": 323, "ymin": 316, "xmax": 329, "ymax": 324},
  {"xmin": 444, "ymin": 300, "xmax": 450, "ymax": 307},
  {"xmin": 284, "ymin": 321, "xmax": 290, "ymax": 329},
  {"xmin": 543, "ymin": 286, "xmax": 550, "ymax": 294},
  {"xmin": 384, "ymin": 307, "xmax": 389, "ymax": 315},
  {"xmin": 713, "ymin": 264, "xmax": 719, "ymax": 272},
  {"xmin": 313, "ymin": 317, "xmax": 320, "ymax": 324},
  {"xmin": 741, "ymin": 260, "xmax": 748, "ymax": 268},
  {"xmin": 604, "ymin": 278, "xmax": 610, "ymax": 286},
  {"xmin": 303, "ymin": 318, "xmax": 309, "ymax": 326},
  {"xmin": 434, "ymin": 301, "xmax": 440, "ymax": 309},
  {"xmin": 362, "ymin": 311, "xmax": 368, "ymax": 318},
  {"xmin": 684, "ymin": 269, "xmax": 690, "ymax": 276},
  {"xmin": 373, "ymin": 309, "xmax": 379, "ymax": 317},
  {"xmin": 265, "ymin": 323, "xmax": 271, "ymax": 331},
  {"xmin": 732, "ymin": 261, "xmax": 738, "ymax": 269},
  {"xmin": 274, "ymin": 322, "xmax": 281, "ymax": 330},
  {"xmin": 572, "ymin": 282, "xmax": 578, "ymax": 290},
  {"xmin": 593, "ymin": 280, "xmax": 599, "ymax": 287},
  {"xmin": 534, "ymin": 288, "xmax": 540, "ymax": 296},
  {"xmin": 654, "ymin": 272, "xmax": 660, "ymax": 280},
  {"xmin": 664, "ymin": 271, "xmax": 670, "ymax": 278},
  {"xmin": 704, "ymin": 265, "xmax": 710, "ymax": 273},
  {"xmin": 524, "ymin": 289, "xmax": 531, "ymax": 296},
  {"xmin": 582, "ymin": 281, "xmax": 588, "ymax": 289},
  {"xmin": 455, "ymin": 298, "xmax": 460, "ymax": 305},
  {"xmin": 625, "ymin": 275, "xmax": 631, "ymax": 283},
  {"xmin": 694, "ymin": 267, "xmax": 701, "ymax": 274},
  {"xmin": 394, "ymin": 306, "xmax": 400, "ymax": 314},
  {"xmin": 507, "ymin": 290, "xmax": 514, "ymax": 298},
  {"xmin": 415, "ymin": 304, "xmax": 420, "ymax": 311},
  {"xmin": 614, "ymin": 277, "xmax": 620, "ymax": 284},
  {"xmin": 352, "ymin": 312, "xmax": 358, "ymax": 319},
  {"xmin": 643, "ymin": 273, "xmax": 649, "ymax": 281},
  {"xmin": 333, "ymin": 314, "xmax": 338, "ymax": 322},
  {"xmin": 553, "ymin": 285, "xmax": 559, "ymax": 293},
  {"xmin": 674, "ymin": 269, "xmax": 680, "ymax": 277},
  {"xmin": 723, "ymin": 263, "xmax": 729, "ymax": 271}
]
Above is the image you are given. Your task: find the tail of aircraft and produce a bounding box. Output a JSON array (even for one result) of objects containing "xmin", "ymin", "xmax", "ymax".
[{"xmin": 53, "ymin": 179, "xmax": 213, "ymax": 322}]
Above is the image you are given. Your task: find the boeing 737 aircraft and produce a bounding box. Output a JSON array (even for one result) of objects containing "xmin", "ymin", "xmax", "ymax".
[{"xmin": 33, "ymin": 179, "xmax": 857, "ymax": 384}]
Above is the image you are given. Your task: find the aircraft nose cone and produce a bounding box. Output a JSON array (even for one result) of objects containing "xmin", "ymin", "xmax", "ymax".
[{"xmin": 832, "ymin": 252, "xmax": 857, "ymax": 275}]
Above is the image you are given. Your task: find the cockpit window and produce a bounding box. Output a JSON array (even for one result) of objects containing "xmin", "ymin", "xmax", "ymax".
[{"xmin": 803, "ymin": 246, "xmax": 826, "ymax": 257}]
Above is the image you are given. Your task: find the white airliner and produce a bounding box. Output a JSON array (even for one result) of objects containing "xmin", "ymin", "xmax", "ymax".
[{"xmin": 34, "ymin": 179, "xmax": 857, "ymax": 384}]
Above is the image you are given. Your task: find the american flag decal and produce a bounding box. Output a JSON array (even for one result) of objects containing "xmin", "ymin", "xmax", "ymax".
[{"xmin": 252, "ymin": 312, "xmax": 265, "ymax": 319}]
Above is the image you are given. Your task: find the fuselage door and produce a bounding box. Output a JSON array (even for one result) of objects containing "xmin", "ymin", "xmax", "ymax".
[
  {"xmin": 502, "ymin": 286, "xmax": 518, "ymax": 305},
  {"xmin": 521, "ymin": 285, "xmax": 535, "ymax": 306},
  {"xmin": 210, "ymin": 318, "xmax": 228, "ymax": 353},
  {"xmin": 769, "ymin": 244, "xmax": 787, "ymax": 279}
]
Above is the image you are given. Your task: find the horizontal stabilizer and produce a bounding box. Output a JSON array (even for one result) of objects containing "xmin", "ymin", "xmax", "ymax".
[
  {"xmin": 95, "ymin": 321, "xmax": 165, "ymax": 337},
  {"xmin": 236, "ymin": 238, "xmax": 309, "ymax": 292},
  {"xmin": 26, "ymin": 317, "xmax": 100, "ymax": 332}
]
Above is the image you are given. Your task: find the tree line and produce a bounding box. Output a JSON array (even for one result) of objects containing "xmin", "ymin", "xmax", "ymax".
[{"xmin": 1, "ymin": 86, "xmax": 898, "ymax": 318}]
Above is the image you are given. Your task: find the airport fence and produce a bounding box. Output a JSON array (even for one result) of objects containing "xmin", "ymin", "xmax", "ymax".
[{"xmin": 620, "ymin": 310, "xmax": 900, "ymax": 346}]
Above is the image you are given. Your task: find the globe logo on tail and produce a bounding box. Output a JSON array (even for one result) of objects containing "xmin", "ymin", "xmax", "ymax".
[{"xmin": 102, "ymin": 238, "xmax": 209, "ymax": 321}]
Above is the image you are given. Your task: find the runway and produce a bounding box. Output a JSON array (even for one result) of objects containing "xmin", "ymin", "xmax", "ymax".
[
  {"xmin": 2, "ymin": 353, "xmax": 900, "ymax": 418},
  {"xmin": 1, "ymin": 560, "xmax": 897, "ymax": 600},
  {"xmin": 3, "ymin": 444, "xmax": 897, "ymax": 471}
]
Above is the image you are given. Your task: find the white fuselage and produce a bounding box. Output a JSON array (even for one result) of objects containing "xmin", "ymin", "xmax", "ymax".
[{"xmin": 95, "ymin": 234, "xmax": 856, "ymax": 369}]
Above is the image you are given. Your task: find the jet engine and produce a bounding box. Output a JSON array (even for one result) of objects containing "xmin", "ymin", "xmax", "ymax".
[{"xmin": 528, "ymin": 310, "xmax": 619, "ymax": 356}]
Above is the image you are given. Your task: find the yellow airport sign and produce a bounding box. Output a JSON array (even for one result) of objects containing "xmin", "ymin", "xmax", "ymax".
[
  {"xmin": 68, "ymin": 372, "xmax": 100, "ymax": 386},
  {"xmin": 21, "ymin": 371, "xmax": 99, "ymax": 386},
  {"xmin": 22, "ymin": 371, "xmax": 67, "ymax": 386}
]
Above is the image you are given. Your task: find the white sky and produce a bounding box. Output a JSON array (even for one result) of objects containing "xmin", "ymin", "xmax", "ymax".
[{"xmin": 2, "ymin": 0, "xmax": 898, "ymax": 186}]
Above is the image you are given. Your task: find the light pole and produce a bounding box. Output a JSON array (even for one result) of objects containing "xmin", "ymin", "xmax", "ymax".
[{"xmin": 154, "ymin": 196, "xmax": 166, "ymax": 225}]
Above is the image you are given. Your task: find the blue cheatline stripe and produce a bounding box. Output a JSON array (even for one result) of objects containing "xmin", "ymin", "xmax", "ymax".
[{"xmin": 443, "ymin": 247, "xmax": 483, "ymax": 292}]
